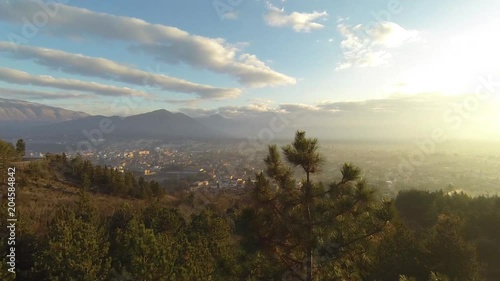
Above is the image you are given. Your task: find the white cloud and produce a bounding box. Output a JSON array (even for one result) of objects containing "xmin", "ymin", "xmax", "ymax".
[
  {"xmin": 0, "ymin": 0, "xmax": 296, "ymax": 88},
  {"xmin": 182, "ymin": 93, "xmax": 479, "ymax": 121},
  {"xmin": 263, "ymin": 3, "xmax": 328, "ymax": 33},
  {"xmin": 0, "ymin": 67, "xmax": 150, "ymax": 98},
  {"xmin": 222, "ymin": 11, "xmax": 239, "ymax": 20},
  {"xmin": 370, "ymin": 22, "xmax": 419, "ymax": 48},
  {"xmin": 178, "ymin": 108, "xmax": 218, "ymax": 117},
  {"xmin": 185, "ymin": 103, "xmax": 284, "ymax": 118},
  {"xmin": 336, "ymin": 21, "xmax": 419, "ymax": 70},
  {"xmin": 0, "ymin": 87, "xmax": 92, "ymax": 100},
  {"xmin": 0, "ymin": 42, "xmax": 241, "ymax": 99},
  {"xmin": 279, "ymin": 103, "xmax": 322, "ymax": 112},
  {"xmin": 182, "ymin": 93, "xmax": 500, "ymax": 140}
]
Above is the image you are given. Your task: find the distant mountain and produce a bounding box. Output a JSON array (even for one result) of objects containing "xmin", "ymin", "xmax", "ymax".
[
  {"xmin": 20, "ymin": 109, "xmax": 228, "ymax": 140},
  {"xmin": 113, "ymin": 109, "xmax": 226, "ymax": 139},
  {"xmin": 0, "ymin": 97, "xmax": 89, "ymax": 122},
  {"xmin": 0, "ymin": 98, "xmax": 90, "ymax": 138}
]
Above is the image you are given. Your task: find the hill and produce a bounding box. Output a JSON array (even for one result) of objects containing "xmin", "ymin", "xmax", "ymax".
[
  {"xmin": 4, "ymin": 107, "xmax": 229, "ymax": 140},
  {"xmin": 0, "ymin": 98, "xmax": 90, "ymax": 138},
  {"xmin": 0, "ymin": 97, "xmax": 89, "ymax": 122}
]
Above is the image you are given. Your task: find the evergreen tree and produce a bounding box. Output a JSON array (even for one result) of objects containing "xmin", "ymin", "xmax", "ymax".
[
  {"xmin": 0, "ymin": 139, "xmax": 17, "ymax": 173},
  {"xmin": 423, "ymin": 215, "xmax": 484, "ymax": 281},
  {"xmin": 113, "ymin": 218, "xmax": 179, "ymax": 280},
  {"xmin": 368, "ymin": 223, "xmax": 427, "ymax": 281},
  {"xmin": 188, "ymin": 210, "xmax": 240, "ymax": 280},
  {"xmin": 244, "ymin": 131, "xmax": 393, "ymax": 280},
  {"xmin": 35, "ymin": 195, "xmax": 111, "ymax": 280},
  {"xmin": 16, "ymin": 139, "xmax": 26, "ymax": 158},
  {"xmin": 142, "ymin": 205, "xmax": 185, "ymax": 235}
]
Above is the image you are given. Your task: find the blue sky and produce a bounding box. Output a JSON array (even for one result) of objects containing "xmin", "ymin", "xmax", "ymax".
[{"xmin": 0, "ymin": 0, "xmax": 499, "ymax": 128}]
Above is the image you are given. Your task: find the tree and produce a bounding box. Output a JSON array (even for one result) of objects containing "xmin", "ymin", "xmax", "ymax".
[
  {"xmin": 0, "ymin": 140, "xmax": 17, "ymax": 183},
  {"xmin": 423, "ymin": 215, "xmax": 484, "ymax": 281},
  {"xmin": 112, "ymin": 218, "xmax": 179, "ymax": 280},
  {"xmin": 367, "ymin": 223, "xmax": 427, "ymax": 281},
  {"xmin": 0, "ymin": 139, "xmax": 17, "ymax": 167},
  {"xmin": 142, "ymin": 205, "xmax": 185, "ymax": 235},
  {"xmin": 35, "ymin": 195, "xmax": 111, "ymax": 280},
  {"xmin": 16, "ymin": 139, "xmax": 26, "ymax": 158},
  {"xmin": 281, "ymin": 131, "xmax": 323, "ymax": 281},
  {"xmin": 82, "ymin": 173, "xmax": 91, "ymax": 191},
  {"xmin": 243, "ymin": 131, "xmax": 393, "ymax": 280},
  {"xmin": 188, "ymin": 210, "xmax": 240, "ymax": 280}
]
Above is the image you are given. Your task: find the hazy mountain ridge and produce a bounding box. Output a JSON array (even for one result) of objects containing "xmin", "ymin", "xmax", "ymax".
[
  {"xmin": 112, "ymin": 109, "xmax": 226, "ymax": 139},
  {"xmin": 0, "ymin": 101, "xmax": 229, "ymax": 139},
  {"xmin": 4, "ymin": 98, "xmax": 494, "ymax": 142},
  {"xmin": 0, "ymin": 97, "xmax": 89, "ymax": 122}
]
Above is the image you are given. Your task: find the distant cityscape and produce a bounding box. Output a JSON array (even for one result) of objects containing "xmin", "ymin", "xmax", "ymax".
[{"xmin": 19, "ymin": 137, "xmax": 500, "ymax": 198}]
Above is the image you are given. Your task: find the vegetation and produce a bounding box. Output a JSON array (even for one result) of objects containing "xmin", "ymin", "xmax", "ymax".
[
  {"xmin": 42, "ymin": 153, "xmax": 165, "ymax": 199},
  {"xmin": 238, "ymin": 132, "xmax": 393, "ymax": 280},
  {"xmin": 15, "ymin": 139, "xmax": 25, "ymax": 158},
  {"xmin": 0, "ymin": 132, "xmax": 498, "ymax": 280}
]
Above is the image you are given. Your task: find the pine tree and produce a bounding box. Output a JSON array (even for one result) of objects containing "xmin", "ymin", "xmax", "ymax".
[
  {"xmin": 113, "ymin": 218, "xmax": 179, "ymax": 280},
  {"xmin": 0, "ymin": 140, "xmax": 17, "ymax": 179},
  {"xmin": 368, "ymin": 223, "xmax": 427, "ymax": 281},
  {"xmin": 245, "ymin": 131, "xmax": 393, "ymax": 280},
  {"xmin": 35, "ymin": 195, "xmax": 111, "ymax": 280},
  {"xmin": 15, "ymin": 139, "xmax": 26, "ymax": 158},
  {"xmin": 423, "ymin": 215, "xmax": 484, "ymax": 281}
]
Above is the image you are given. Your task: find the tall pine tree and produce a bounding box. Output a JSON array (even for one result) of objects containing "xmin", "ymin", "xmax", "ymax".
[{"xmin": 245, "ymin": 131, "xmax": 393, "ymax": 280}]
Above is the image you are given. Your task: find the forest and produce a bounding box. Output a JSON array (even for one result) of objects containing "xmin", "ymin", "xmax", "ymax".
[{"xmin": 1, "ymin": 133, "xmax": 499, "ymax": 281}]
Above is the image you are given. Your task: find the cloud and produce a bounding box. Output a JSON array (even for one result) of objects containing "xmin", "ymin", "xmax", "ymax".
[
  {"xmin": 0, "ymin": 42, "xmax": 241, "ymax": 99},
  {"xmin": 182, "ymin": 93, "xmax": 481, "ymax": 121},
  {"xmin": 178, "ymin": 108, "xmax": 218, "ymax": 118},
  {"xmin": 0, "ymin": 87, "xmax": 92, "ymax": 100},
  {"xmin": 0, "ymin": 0, "xmax": 296, "ymax": 88},
  {"xmin": 316, "ymin": 93, "xmax": 451, "ymax": 113},
  {"xmin": 131, "ymin": 44, "xmax": 296, "ymax": 87},
  {"xmin": 182, "ymin": 103, "xmax": 284, "ymax": 118},
  {"xmin": 181, "ymin": 93, "xmax": 500, "ymax": 140},
  {"xmin": 0, "ymin": 67, "xmax": 150, "ymax": 98},
  {"xmin": 369, "ymin": 22, "xmax": 419, "ymax": 48},
  {"xmin": 222, "ymin": 11, "xmax": 238, "ymax": 20},
  {"xmin": 336, "ymin": 21, "xmax": 419, "ymax": 70},
  {"xmin": 218, "ymin": 103, "xmax": 282, "ymax": 117},
  {"xmin": 279, "ymin": 103, "xmax": 323, "ymax": 113},
  {"xmin": 263, "ymin": 3, "xmax": 328, "ymax": 32}
]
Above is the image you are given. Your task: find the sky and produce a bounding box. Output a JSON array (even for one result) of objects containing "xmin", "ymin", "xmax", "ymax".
[{"xmin": 0, "ymin": 0, "xmax": 500, "ymax": 139}]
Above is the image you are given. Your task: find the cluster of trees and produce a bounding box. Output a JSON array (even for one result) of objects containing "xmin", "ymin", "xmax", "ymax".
[
  {"xmin": 43, "ymin": 153, "xmax": 164, "ymax": 199},
  {"xmin": 0, "ymin": 132, "xmax": 496, "ymax": 280},
  {"xmin": 394, "ymin": 190, "xmax": 500, "ymax": 280},
  {"xmin": 0, "ymin": 194, "xmax": 239, "ymax": 281},
  {"xmin": 0, "ymin": 138, "xmax": 24, "ymax": 183},
  {"xmin": 0, "ymin": 138, "xmax": 24, "ymax": 161}
]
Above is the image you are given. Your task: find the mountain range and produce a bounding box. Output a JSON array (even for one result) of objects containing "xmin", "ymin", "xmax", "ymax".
[
  {"xmin": 0, "ymin": 97, "xmax": 89, "ymax": 123},
  {"xmin": 0, "ymin": 98, "xmax": 233, "ymax": 140}
]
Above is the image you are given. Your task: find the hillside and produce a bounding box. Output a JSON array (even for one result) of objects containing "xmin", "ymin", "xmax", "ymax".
[
  {"xmin": 0, "ymin": 97, "xmax": 89, "ymax": 122},
  {"xmin": 8, "ymin": 156, "xmax": 177, "ymax": 222},
  {"xmin": 4, "ymin": 106, "xmax": 229, "ymax": 140}
]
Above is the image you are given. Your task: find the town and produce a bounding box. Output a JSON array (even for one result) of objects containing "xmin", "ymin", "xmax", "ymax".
[{"xmin": 21, "ymin": 138, "xmax": 500, "ymax": 198}]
